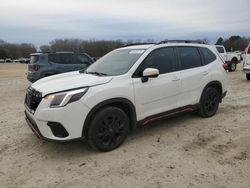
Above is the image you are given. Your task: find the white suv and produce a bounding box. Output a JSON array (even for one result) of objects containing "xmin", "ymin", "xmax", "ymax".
[{"xmin": 24, "ymin": 41, "xmax": 228, "ymax": 151}]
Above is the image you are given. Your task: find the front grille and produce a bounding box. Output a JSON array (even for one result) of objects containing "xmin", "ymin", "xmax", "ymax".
[{"xmin": 25, "ymin": 87, "xmax": 42, "ymax": 112}]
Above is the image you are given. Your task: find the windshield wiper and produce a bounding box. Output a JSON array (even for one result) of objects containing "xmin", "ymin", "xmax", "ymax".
[{"xmin": 85, "ymin": 71, "xmax": 108, "ymax": 76}]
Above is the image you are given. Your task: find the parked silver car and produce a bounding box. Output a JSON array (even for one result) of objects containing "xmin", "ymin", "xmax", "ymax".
[{"xmin": 27, "ymin": 52, "xmax": 94, "ymax": 82}]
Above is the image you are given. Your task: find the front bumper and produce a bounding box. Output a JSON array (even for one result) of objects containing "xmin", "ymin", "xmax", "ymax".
[{"xmin": 24, "ymin": 98, "xmax": 91, "ymax": 141}]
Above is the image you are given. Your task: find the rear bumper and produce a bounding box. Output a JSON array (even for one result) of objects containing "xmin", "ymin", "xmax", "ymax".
[{"xmin": 27, "ymin": 72, "xmax": 39, "ymax": 83}]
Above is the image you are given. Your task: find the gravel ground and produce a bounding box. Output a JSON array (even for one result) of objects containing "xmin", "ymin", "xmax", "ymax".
[{"xmin": 0, "ymin": 63, "xmax": 250, "ymax": 188}]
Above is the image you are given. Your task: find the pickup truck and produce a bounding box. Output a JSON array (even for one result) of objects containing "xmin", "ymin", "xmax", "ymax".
[{"xmin": 215, "ymin": 45, "xmax": 242, "ymax": 72}]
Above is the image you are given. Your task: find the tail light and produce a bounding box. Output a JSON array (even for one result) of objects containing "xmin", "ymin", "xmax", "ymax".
[
  {"xmin": 244, "ymin": 47, "xmax": 249, "ymax": 54},
  {"xmin": 223, "ymin": 63, "xmax": 229, "ymax": 71},
  {"xmin": 34, "ymin": 64, "xmax": 40, "ymax": 71}
]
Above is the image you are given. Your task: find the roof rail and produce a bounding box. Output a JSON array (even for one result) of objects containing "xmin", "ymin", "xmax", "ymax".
[
  {"xmin": 124, "ymin": 43, "xmax": 155, "ymax": 47},
  {"xmin": 55, "ymin": 51, "xmax": 74, "ymax": 54},
  {"xmin": 158, "ymin": 40, "xmax": 207, "ymax": 45}
]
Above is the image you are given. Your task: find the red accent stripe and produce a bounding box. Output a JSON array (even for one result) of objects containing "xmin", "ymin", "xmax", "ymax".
[
  {"xmin": 143, "ymin": 108, "xmax": 193, "ymax": 125},
  {"xmin": 25, "ymin": 117, "xmax": 43, "ymax": 140}
]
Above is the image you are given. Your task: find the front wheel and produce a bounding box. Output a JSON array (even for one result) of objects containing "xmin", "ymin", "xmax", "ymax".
[
  {"xmin": 229, "ymin": 62, "xmax": 237, "ymax": 72},
  {"xmin": 197, "ymin": 87, "xmax": 220, "ymax": 118},
  {"xmin": 247, "ymin": 74, "xmax": 250, "ymax": 80},
  {"xmin": 87, "ymin": 106, "xmax": 130, "ymax": 152}
]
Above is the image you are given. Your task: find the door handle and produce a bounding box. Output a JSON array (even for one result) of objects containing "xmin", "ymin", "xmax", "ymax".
[
  {"xmin": 172, "ymin": 76, "xmax": 180, "ymax": 81},
  {"xmin": 202, "ymin": 71, "xmax": 209, "ymax": 76}
]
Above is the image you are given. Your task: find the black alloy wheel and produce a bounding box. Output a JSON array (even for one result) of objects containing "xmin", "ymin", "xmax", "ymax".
[
  {"xmin": 229, "ymin": 62, "xmax": 237, "ymax": 72},
  {"xmin": 246, "ymin": 74, "xmax": 250, "ymax": 80},
  {"xmin": 87, "ymin": 106, "xmax": 130, "ymax": 152},
  {"xmin": 198, "ymin": 87, "xmax": 220, "ymax": 117}
]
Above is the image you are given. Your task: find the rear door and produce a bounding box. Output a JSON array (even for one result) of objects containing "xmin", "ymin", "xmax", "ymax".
[
  {"xmin": 132, "ymin": 47, "xmax": 181, "ymax": 120},
  {"xmin": 177, "ymin": 46, "xmax": 210, "ymax": 106}
]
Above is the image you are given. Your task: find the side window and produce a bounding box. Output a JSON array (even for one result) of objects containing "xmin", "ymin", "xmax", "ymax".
[
  {"xmin": 200, "ymin": 47, "xmax": 217, "ymax": 65},
  {"xmin": 74, "ymin": 54, "xmax": 92, "ymax": 65},
  {"xmin": 49, "ymin": 54, "xmax": 73, "ymax": 64},
  {"xmin": 48, "ymin": 54, "xmax": 58, "ymax": 63},
  {"xmin": 178, "ymin": 47, "xmax": 202, "ymax": 70},
  {"xmin": 62, "ymin": 54, "xmax": 74, "ymax": 64},
  {"xmin": 135, "ymin": 47, "xmax": 176, "ymax": 76},
  {"xmin": 216, "ymin": 47, "xmax": 225, "ymax": 53}
]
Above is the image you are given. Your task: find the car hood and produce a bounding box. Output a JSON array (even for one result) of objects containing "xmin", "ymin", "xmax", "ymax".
[{"xmin": 32, "ymin": 71, "xmax": 113, "ymax": 96}]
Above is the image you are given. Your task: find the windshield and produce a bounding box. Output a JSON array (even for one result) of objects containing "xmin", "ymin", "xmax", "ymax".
[{"xmin": 86, "ymin": 49, "xmax": 145, "ymax": 76}]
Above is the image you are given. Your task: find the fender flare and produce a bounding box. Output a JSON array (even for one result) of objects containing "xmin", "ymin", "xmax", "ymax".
[
  {"xmin": 82, "ymin": 98, "xmax": 137, "ymax": 138},
  {"xmin": 200, "ymin": 81, "xmax": 223, "ymax": 102}
]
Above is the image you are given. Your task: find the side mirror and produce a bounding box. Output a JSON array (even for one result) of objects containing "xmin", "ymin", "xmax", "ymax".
[{"xmin": 142, "ymin": 68, "xmax": 159, "ymax": 82}]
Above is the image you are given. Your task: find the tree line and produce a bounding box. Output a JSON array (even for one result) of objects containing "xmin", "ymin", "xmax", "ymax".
[
  {"xmin": 0, "ymin": 43, "xmax": 36, "ymax": 59},
  {"xmin": 215, "ymin": 36, "xmax": 250, "ymax": 51},
  {"xmin": 0, "ymin": 36, "xmax": 249, "ymax": 59},
  {"xmin": 40, "ymin": 39, "xmax": 126, "ymax": 57}
]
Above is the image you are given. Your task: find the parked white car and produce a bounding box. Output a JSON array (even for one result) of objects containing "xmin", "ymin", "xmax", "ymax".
[
  {"xmin": 5, "ymin": 58, "xmax": 12, "ymax": 63},
  {"xmin": 24, "ymin": 41, "xmax": 228, "ymax": 151},
  {"xmin": 215, "ymin": 45, "xmax": 241, "ymax": 72},
  {"xmin": 243, "ymin": 44, "xmax": 250, "ymax": 80}
]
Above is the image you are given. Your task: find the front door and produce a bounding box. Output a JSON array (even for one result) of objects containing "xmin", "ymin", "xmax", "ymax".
[{"xmin": 132, "ymin": 47, "xmax": 181, "ymax": 121}]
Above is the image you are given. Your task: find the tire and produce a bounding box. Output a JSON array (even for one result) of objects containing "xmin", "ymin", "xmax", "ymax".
[
  {"xmin": 247, "ymin": 74, "xmax": 250, "ymax": 80},
  {"xmin": 87, "ymin": 106, "xmax": 130, "ymax": 152},
  {"xmin": 228, "ymin": 62, "xmax": 237, "ymax": 72},
  {"xmin": 197, "ymin": 87, "xmax": 220, "ymax": 118}
]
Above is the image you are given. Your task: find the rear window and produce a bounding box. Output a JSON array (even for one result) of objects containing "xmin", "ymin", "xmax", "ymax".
[
  {"xmin": 200, "ymin": 47, "xmax": 217, "ymax": 65},
  {"xmin": 216, "ymin": 47, "xmax": 225, "ymax": 53},
  {"xmin": 30, "ymin": 56, "xmax": 39, "ymax": 64}
]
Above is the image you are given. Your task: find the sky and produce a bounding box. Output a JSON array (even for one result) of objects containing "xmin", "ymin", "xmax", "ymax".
[{"xmin": 0, "ymin": 0, "xmax": 249, "ymax": 47}]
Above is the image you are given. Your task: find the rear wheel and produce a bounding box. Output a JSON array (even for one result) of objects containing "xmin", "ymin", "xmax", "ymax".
[
  {"xmin": 87, "ymin": 106, "xmax": 130, "ymax": 152},
  {"xmin": 198, "ymin": 87, "xmax": 220, "ymax": 118},
  {"xmin": 229, "ymin": 62, "xmax": 237, "ymax": 72},
  {"xmin": 247, "ymin": 74, "xmax": 250, "ymax": 80}
]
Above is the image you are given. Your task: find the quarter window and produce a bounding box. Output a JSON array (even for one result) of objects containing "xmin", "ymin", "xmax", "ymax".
[
  {"xmin": 178, "ymin": 47, "xmax": 202, "ymax": 70},
  {"xmin": 135, "ymin": 47, "xmax": 176, "ymax": 76},
  {"xmin": 216, "ymin": 47, "xmax": 225, "ymax": 54},
  {"xmin": 200, "ymin": 47, "xmax": 216, "ymax": 65},
  {"xmin": 74, "ymin": 55, "xmax": 92, "ymax": 65}
]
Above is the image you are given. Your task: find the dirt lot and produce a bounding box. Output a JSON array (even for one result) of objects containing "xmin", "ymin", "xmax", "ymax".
[{"xmin": 0, "ymin": 63, "xmax": 250, "ymax": 188}]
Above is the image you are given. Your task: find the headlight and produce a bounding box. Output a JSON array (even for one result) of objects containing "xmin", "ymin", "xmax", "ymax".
[{"xmin": 44, "ymin": 88, "xmax": 88, "ymax": 108}]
